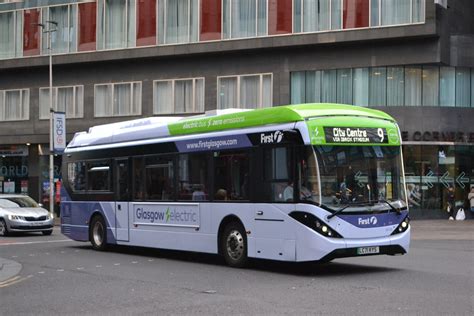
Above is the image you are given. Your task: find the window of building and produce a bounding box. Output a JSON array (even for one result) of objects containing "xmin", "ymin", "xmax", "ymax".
[
  {"xmin": 371, "ymin": 0, "xmax": 423, "ymax": 26},
  {"xmin": 218, "ymin": 73, "xmax": 272, "ymax": 109},
  {"xmin": 0, "ymin": 10, "xmax": 22, "ymax": 59},
  {"xmin": 343, "ymin": 0, "xmax": 369, "ymax": 29},
  {"xmin": 213, "ymin": 150, "xmax": 250, "ymax": 201},
  {"xmin": 294, "ymin": 0, "xmax": 331, "ymax": 33},
  {"xmin": 268, "ymin": 0, "xmax": 292, "ymax": 35},
  {"xmin": 291, "ymin": 66, "xmax": 474, "ymax": 108},
  {"xmin": 78, "ymin": 1, "xmax": 97, "ymax": 51},
  {"xmin": 41, "ymin": 4, "xmax": 77, "ymax": 54},
  {"xmin": 0, "ymin": 89, "xmax": 29, "ymax": 121},
  {"xmin": 39, "ymin": 86, "xmax": 84, "ymax": 119},
  {"xmin": 97, "ymin": 0, "xmax": 136, "ymax": 50},
  {"xmin": 23, "ymin": 9, "xmax": 40, "ymax": 56},
  {"xmin": 178, "ymin": 153, "xmax": 209, "ymax": 201},
  {"xmin": 158, "ymin": 0, "xmax": 198, "ymax": 44},
  {"xmin": 223, "ymin": 0, "xmax": 267, "ymax": 39},
  {"xmin": 154, "ymin": 78, "xmax": 204, "ymax": 114},
  {"xmin": 95, "ymin": 82, "xmax": 142, "ymax": 117},
  {"xmin": 137, "ymin": 0, "xmax": 156, "ymax": 46}
]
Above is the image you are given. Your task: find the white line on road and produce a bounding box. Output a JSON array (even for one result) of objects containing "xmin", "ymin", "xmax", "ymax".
[{"xmin": 0, "ymin": 239, "xmax": 74, "ymax": 246}]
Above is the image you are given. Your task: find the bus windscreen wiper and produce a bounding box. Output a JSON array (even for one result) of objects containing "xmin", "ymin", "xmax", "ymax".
[
  {"xmin": 376, "ymin": 199, "xmax": 402, "ymax": 215},
  {"xmin": 326, "ymin": 201, "xmax": 373, "ymax": 220}
]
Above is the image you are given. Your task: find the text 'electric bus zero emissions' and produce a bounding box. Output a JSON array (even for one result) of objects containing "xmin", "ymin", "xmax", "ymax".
[{"xmin": 61, "ymin": 103, "xmax": 410, "ymax": 267}]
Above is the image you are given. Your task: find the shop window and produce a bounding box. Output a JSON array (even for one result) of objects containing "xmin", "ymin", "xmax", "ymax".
[
  {"xmin": 158, "ymin": 0, "xmax": 198, "ymax": 44},
  {"xmin": 387, "ymin": 67, "xmax": 404, "ymax": 106},
  {"xmin": 218, "ymin": 73, "xmax": 272, "ymax": 109},
  {"xmin": 200, "ymin": 0, "xmax": 221, "ymax": 41},
  {"xmin": 213, "ymin": 150, "xmax": 250, "ymax": 201},
  {"xmin": 268, "ymin": 0, "xmax": 292, "ymax": 35},
  {"xmin": 178, "ymin": 154, "xmax": 209, "ymax": 201},
  {"xmin": 422, "ymin": 66, "xmax": 439, "ymax": 106},
  {"xmin": 369, "ymin": 67, "xmax": 386, "ymax": 106},
  {"xmin": 153, "ymin": 78, "xmax": 204, "ymax": 114},
  {"xmin": 440, "ymin": 67, "xmax": 455, "ymax": 107},
  {"xmin": 337, "ymin": 69, "xmax": 352, "ymax": 104},
  {"xmin": 455, "ymin": 68, "xmax": 471, "ymax": 107},
  {"xmin": 23, "ymin": 9, "xmax": 40, "ymax": 56},
  {"xmin": 39, "ymin": 86, "xmax": 84, "ymax": 119},
  {"xmin": 343, "ymin": 0, "xmax": 369, "ymax": 29},
  {"xmin": 94, "ymin": 82, "xmax": 142, "ymax": 117},
  {"xmin": 78, "ymin": 2, "xmax": 97, "ymax": 51},
  {"xmin": 137, "ymin": 0, "xmax": 156, "ymax": 46}
]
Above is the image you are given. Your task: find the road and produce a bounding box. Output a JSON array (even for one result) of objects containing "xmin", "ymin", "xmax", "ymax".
[{"xmin": 0, "ymin": 221, "xmax": 473, "ymax": 315}]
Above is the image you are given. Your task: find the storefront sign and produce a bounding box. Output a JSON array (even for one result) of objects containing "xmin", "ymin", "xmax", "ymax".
[
  {"xmin": 402, "ymin": 131, "xmax": 474, "ymax": 143},
  {"xmin": 324, "ymin": 127, "xmax": 388, "ymax": 144},
  {"xmin": 0, "ymin": 145, "xmax": 29, "ymax": 157},
  {"xmin": 53, "ymin": 112, "xmax": 66, "ymax": 154}
]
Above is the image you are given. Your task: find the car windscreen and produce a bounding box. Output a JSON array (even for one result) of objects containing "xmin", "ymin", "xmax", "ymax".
[{"xmin": 0, "ymin": 197, "xmax": 39, "ymax": 208}]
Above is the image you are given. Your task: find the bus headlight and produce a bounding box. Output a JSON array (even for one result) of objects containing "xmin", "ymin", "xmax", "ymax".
[
  {"xmin": 290, "ymin": 211, "xmax": 343, "ymax": 238},
  {"xmin": 391, "ymin": 216, "xmax": 410, "ymax": 235}
]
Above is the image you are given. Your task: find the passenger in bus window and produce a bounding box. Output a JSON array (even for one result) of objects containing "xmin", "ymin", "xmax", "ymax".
[
  {"xmin": 192, "ymin": 185, "xmax": 206, "ymax": 201},
  {"xmin": 215, "ymin": 189, "xmax": 228, "ymax": 201},
  {"xmin": 283, "ymin": 182, "xmax": 294, "ymax": 202}
]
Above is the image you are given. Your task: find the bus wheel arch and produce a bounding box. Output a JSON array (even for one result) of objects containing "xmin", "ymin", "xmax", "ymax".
[
  {"xmin": 89, "ymin": 212, "xmax": 107, "ymax": 251},
  {"xmin": 218, "ymin": 215, "xmax": 248, "ymax": 268}
]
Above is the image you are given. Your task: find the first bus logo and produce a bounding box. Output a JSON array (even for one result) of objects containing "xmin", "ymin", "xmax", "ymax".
[{"xmin": 260, "ymin": 131, "xmax": 283, "ymax": 144}]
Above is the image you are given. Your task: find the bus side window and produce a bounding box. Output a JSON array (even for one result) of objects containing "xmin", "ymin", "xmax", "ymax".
[
  {"xmin": 213, "ymin": 150, "xmax": 250, "ymax": 201},
  {"xmin": 178, "ymin": 153, "xmax": 209, "ymax": 201},
  {"xmin": 263, "ymin": 147, "xmax": 295, "ymax": 202},
  {"xmin": 133, "ymin": 157, "xmax": 144, "ymax": 200},
  {"xmin": 144, "ymin": 155, "xmax": 175, "ymax": 201}
]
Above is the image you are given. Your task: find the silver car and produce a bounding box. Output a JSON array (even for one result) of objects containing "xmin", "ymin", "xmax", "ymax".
[{"xmin": 0, "ymin": 194, "xmax": 54, "ymax": 236}]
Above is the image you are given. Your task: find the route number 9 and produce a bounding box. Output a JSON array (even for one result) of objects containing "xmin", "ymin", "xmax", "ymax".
[{"xmin": 377, "ymin": 128, "xmax": 384, "ymax": 142}]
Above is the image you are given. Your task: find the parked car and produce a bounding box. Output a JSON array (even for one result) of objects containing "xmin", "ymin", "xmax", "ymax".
[{"xmin": 0, "ymin": 194, "xmax": 54, "ymax": 236}]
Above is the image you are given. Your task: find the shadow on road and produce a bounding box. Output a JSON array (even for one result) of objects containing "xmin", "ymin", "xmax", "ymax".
[{"xmin": 67, "ymin": 243, "xmax": 400, "ymax": 276}]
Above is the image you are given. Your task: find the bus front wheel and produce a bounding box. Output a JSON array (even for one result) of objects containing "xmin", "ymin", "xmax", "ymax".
[
  {"xmin": 221, "ymin": 222, "xmax": 248, "ymax": 268},
  {"xmin": 90, "ymin": 215, "xmax": 107, "ymax": 251}
]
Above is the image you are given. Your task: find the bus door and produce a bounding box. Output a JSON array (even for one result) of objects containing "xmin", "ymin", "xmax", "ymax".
[{"xmin": 115, "ymin": 159, "xmax": 130, "ymax": 242}]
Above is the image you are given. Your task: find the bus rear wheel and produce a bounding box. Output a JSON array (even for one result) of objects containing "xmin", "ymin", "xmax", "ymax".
[
  {"xmin": 90, "ymin": 215, "xmax": 107, "ymax": 251},
  {"xmin": 221, "ymin": 222, "xmax": 248, "ymax": 268}
]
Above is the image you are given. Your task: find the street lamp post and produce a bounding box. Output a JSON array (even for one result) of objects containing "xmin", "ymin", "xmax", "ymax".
[{"xmin": 38, "ymin": 21, "xmax": 57, "ymax": 217}]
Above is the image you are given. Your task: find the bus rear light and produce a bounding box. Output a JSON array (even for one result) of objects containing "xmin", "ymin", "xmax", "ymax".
[{"xmin": 290, "ymin": 211, "xmax": 342, "ymax": 238}]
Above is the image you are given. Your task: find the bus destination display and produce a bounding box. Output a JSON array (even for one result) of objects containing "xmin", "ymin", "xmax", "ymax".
[{"xmin": 324, "ymin": 127, "xmax": 388, "ymax": 144}]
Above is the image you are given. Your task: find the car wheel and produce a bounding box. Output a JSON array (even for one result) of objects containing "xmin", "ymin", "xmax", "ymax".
[
  {"xmin": 42, "ymin": 230, "xmax": 53, "ymax": 236},
  {"xmin": 90, "ymin": 215, "xmax": 107, "ymax": 251},
  {"xmin": 221, "ymin": 222, "xmax": 248, "ymax": 268},
  {"xmin": 0, "ymin": 219, "xmax": 9, "ymax": 237}
]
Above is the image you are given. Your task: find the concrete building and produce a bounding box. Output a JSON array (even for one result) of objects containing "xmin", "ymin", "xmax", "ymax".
[{"xmin": 0, "ymin": 0, "xmax": 473, "ymax": 218}]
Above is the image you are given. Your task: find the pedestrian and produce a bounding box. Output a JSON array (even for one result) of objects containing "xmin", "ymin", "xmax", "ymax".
[
  {"xmin": 447, "ymin": 186, "xmax": 455, "ymax": 220},
  {"xmin": 468, "ymin": 187, "xmax": 474, "ymax": 219}
]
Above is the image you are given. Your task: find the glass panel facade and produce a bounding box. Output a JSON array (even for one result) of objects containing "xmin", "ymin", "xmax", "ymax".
[
  {"xmin": 291, "ymin": 66, "xmax": 473, "ymax": 108},
  {"xmin": 200, "ymin": 0, "xmax": 221, "ymax": 41},
  {"xmin": 137, "ymin": 0, "xmax": 156, "ymax": 46},
  {"xmin": 78, "ymin": 2, "xmax": 97, "ymax": 51},
  {"xmin": 23, "ymin": 9, "xmax": 40, "ymax": 56},
  {"xmin": 268, "ymin": 0, "xmax": 292, "ymax": 35},
  {"xmin": 343, "ymin": 0, "xmax": 369, "ymax": 29},
  {"xmin": 0, "ymin": 11, "xmax": 21, "ymax": 59}
]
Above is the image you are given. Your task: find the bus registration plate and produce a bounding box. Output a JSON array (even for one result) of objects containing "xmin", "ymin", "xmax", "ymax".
[{"xmin": 357, "ymin": 246, "xmax": 380, "ymax": 255}]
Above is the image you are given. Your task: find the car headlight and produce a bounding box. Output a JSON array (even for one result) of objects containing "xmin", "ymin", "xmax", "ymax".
[
  {"xmin": 391, "ymin": 216, "xmax": 410, "ymax": 235},
  {"xmin": 8, "ymin": 215, "xmax": 25, "ymax": 220},
  {"xmin": 289, "ymin": 211, "xmax": 343, "ymax": 238}
]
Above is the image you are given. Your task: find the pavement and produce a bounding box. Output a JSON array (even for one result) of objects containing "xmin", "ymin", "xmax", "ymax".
[{"xmin": 1, "ymin": 219, "xmax": 472, "ymax": 284}]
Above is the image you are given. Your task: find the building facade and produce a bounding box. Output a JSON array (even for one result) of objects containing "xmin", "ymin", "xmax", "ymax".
[{"xmin": 0, "ymin": 0, "xmax": 473, "ymax": 218}]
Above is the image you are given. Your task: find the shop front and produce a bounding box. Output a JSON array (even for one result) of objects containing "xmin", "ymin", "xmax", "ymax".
[{"xmin": 402, "ymin": 131, "xmax": 474, "ymax": 219}]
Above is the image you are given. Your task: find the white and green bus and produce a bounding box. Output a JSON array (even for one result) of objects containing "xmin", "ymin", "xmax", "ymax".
[{"xmin": 61, "ymin": 103, "xmax": 410, "ymax": 267}]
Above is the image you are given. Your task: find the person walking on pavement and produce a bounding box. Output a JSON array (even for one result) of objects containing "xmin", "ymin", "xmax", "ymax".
[
  {"xmin": 447, "ymin": 186, "xmax": 456, "ymax": 220},
  {"xmin": 468, "ymin": 187, "xmax": 474, "ymax": 219}
]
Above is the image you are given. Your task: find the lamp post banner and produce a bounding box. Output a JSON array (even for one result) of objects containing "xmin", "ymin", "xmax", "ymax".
[{"xmin": 53, "ymin": 112, "xmax": 66, "ymax": 154}]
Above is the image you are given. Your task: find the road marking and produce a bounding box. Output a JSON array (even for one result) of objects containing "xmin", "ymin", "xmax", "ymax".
[
  {"xmin": 57, "ymin": 269, "xmax": 64, "ymax": 272},
  {"xmin": 96, "ymin": 265, "xmax": 102, "ymax": 268},
  {"xmin": 0, "ymin": 275, "xmax": 33, "ymax": 288},
  {"xmin": 131, "ymin": 261, "xmax": 138, "ymax": 264},
  {"xmin": 114, "ymin": 263, "xmax": 120, "ymax": 266},
  {"xmin": 0, "ymin": 239, "xmax": 74, "ymax": 247}
]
